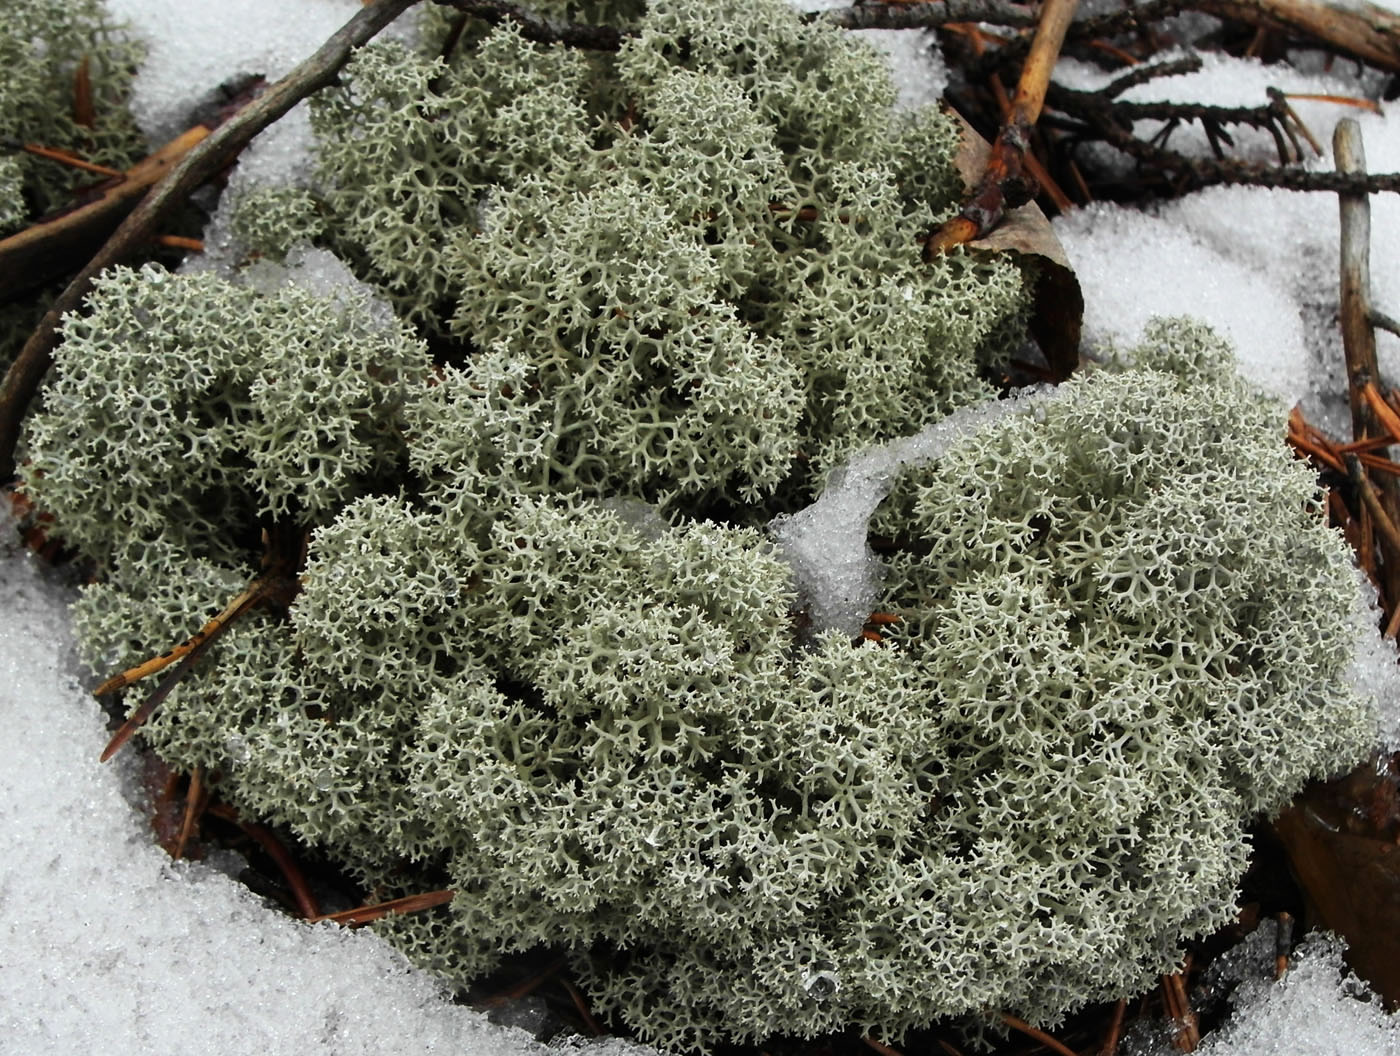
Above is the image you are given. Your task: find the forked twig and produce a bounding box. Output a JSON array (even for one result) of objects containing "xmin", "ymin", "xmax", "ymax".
[{"xmin": 925, "ymin": 0, "xmax": 1081, "ymax": 254}]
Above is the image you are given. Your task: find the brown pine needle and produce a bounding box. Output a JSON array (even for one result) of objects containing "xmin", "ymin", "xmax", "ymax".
[
  {"xmin": 13, "ymin": 141, "xmax": 125, "ymax": 178},
  {"xmin": 999, "ymin": 1013, "xmax": 1079, "ymax": 1056},
  {"xmin": 1356, "ymin": 451, "xmax": 1400, "ymax": 476},
  {"xmin": 1275, "ymin": 911, "xmax": 1295, "ymax": 979},
  {"xmin": 863, "ymin": 1036, "xmax": 903, "ymax": 1056},
  {"xmin": 171, "ymin": 766, "xmax": 206, "ymax": 860},
  {"xmin": 94, "ymin": 577, "xmax": 267, "ymax": 696},
  {"xmin": 1362, "ymin": 381, "xmax": 1400, "ymax": 441},
  {"xmin": 73, "ymin": 55, "xmax": 95, "ymax": 128},
  {"xmin": 479, "ymin": 954, "xmax": 569, "ymax": 1007},
  {"xmin": 207, "ymin": 803, "xmax": 321, "ymax": 919},
  {"xmin": 154, "ymin": 234, "xmax": 205, "ymax": 252},
  {"xmin": 1161, "ymin": 970, "xmax": 1200, "ymax": 1051},
  {"xmin": 1286, "ymin": 430, "xmax": 1346, "ymax": 474},
  {"xmin": 100, "ymin": 630, "xmax": 223, "ymax": 762},
  {"xmin": 866, "ymin": 612, "xmax": 901, "ymax": 625},
  {"xmin": 1285, "ymin": 92, "xmax": 1384, "ymax": 115},
  {"xmin": 1336, "ymin": 434, "xmax": 1395, "ymax": 454},
  {"xmin": 936, "ymin": 1041, "xmax": 968, "ymax": 1056},
  {"xmin": 1100, "ymin": 997, "xmax": 1128, "ymax": 1056},
  {"xmin": 560, "ymin": 976, "xmax": 606, "ymax": 1036},
  {"xmin": 309, "ymin": 888, "xmax": 455, "ymax": 927}
]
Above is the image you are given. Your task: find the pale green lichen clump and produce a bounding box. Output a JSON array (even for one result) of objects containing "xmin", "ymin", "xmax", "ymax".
[
  {"xmin": 14, "ymin": 0, "xmax": 1380, "ymax": 1048},
  {"xmin": 240, "ymin": 0, "xmax": 1027, "ymax": 499}
]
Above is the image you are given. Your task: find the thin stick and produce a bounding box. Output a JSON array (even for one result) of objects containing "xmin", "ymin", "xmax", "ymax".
[
  {"xmin": 94, "ymin": 578, "xmax": 267, "ymax": 696},
  {"xmin": 1337, "ymin": 119, "xmax": 1381, "ymax": 439},
  {"xmin": 207, "ymin": 803, "xmax": 321, "ymax": 920},
  {"xmin": 309, "ymin": 888, "xmax": 455, "ymax": 926},
  {"xmin": 1100, "ymin": 997, "xmax": 1128, "ymax": 1056},
  {"xmin": 100, "ymin": 625, "xmax": 230, "ymax": 762},
  {"xmin": 432, "ymin": 0, "xmax": 625, "ymax": 48},
  {"xmin": 560, "ymin": 976, "xmax": 606, "ymax": 1036},
  {"xmin": 925, "ymin": 0, "xmax": 1081, "ymax": 253},
  {"xmin": 0, "ymin": 0, "xmax": 420, "ymax": 482},
  {"xmin": 1372, "ymin": 309, "xmax": 1400, "ymax": 339},
  {"xmin": 998, "ymin": 1013, "xmax": 1079, "ymax": 1056},
  {"xmin": 10, "ymin": 141, "xmax": 125, "ymax": 178},
  {"xmin": 171, "ymin": 766, "xmax": 206, "ymax": 860},
  {"xmin": 1348, "ymin": 455, "xmax": 1400, "ymax": 557},
  {"xmin": 812, "ymin": 0, "xmax": 1039, "ymax": 29},
  {"xmin": 863, "ymin": 1036, "xmax": 903, "ymax": 1056},
  {"xmin": 1385, "ymin": 597, "xmax": 1400, "ymax": 639}
]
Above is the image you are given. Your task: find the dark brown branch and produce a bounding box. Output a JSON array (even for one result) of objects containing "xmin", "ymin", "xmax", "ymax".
[
  {"xmin": 0, "ymin": 0, "xmax": 421, "ymax": 483},
  {"xmin": 1064, "ymin": 109, "xmax": 1400, "ymax": 195},
  {"xmin": 810, "ymin": 0, "xmax": 1039, "ymax": 30},
  {"xmin": 431, "ymin": 0, "xmax": 626, "ymax": 49},
  {"xmin": 926, "ymin": 0, "xmax": 1081, "ymax": 253}
]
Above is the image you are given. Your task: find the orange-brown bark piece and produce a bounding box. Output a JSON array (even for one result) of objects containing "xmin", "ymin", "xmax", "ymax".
[{"xmin": 0, "ymin": 127, "xmax": 210, "ymax": 303}]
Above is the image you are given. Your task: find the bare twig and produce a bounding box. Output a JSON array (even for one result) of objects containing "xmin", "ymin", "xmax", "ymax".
[
  {"xmin": 1372, "ymin": 309, "xmax": 1400, "ymax": 339},
  {"xmin": 1347, "ymin": 455, "xmax": 1400, "ymax": 558},
  {"xmin": 0, "ymin": 0, "xmax": 420, "ymax": 483},
  {"xmin": 1339, "ymin": 119, "xmax": 1381, "ymax": 417},
  {"xmin": 431, "ymin": 0, "xmax": 625, "ymax": 49},
  {"xmin": 0, "ymin": 129, "xmax": 209, "ymax": 302},
  {"xmin": 207, "ymin": 803, "xmax": 321, "ymax": 920},
  {"xmin": 812, "ymin": 0, "xmax": 1039, "ymax": 30},
  {"xmin": 998, "ymin": 1013, "xmax": 1079, "ymax": 1056},
  {"xmin": 309, "ymin": 889, "xmax": 456, "ymax": 926},
  {"xmin": 1197, "ymin": 0, "xmax": 1400, "ymax": 73},
  {"xmin": 926, "ymin": 0, "xmax": 1081, "ymax": 253}
]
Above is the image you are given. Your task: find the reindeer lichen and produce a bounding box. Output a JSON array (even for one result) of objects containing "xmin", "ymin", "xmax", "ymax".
[{"xmin": 13, "ymin": 0, "xmax": 1381, "ymax": 1049}]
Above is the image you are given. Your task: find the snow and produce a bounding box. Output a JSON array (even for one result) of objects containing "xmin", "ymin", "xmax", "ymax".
[
  {"xmin": 0, "ymin": 517, "xmax": 650, "ymax": 1056},
  {"xmin": 4, "ymin": 0, "xmax": 1400, "ymax": 1052},
  {"xmin": 1122, "ymin": 925, "xmax": 1400, "ymax": 1056},
  {"xmin": 1048, "ymin": 53, "xmax": 1400, "ymax": 427},
  {"xmin": 772, "ymin": 391, "xmax": 1048, "ymax": 635}
]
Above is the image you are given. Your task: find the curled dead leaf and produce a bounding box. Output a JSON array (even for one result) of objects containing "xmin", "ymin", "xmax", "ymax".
[
  {"xmin": 1272, "ymin": 752, "xmax": 1400, "ymax": 1006},
  {"xmin": 947, "ymin": 108, "xmax": 1084, "ymax": 382}
]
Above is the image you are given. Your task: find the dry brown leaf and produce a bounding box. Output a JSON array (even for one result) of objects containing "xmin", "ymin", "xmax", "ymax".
[
  {"xmin": 947, "ymin": 108, "xmax": 1084, "ymax": 381},
  {"xmin": 1272, "ymin": 754, "xmax": 1400, "ymax": 1006}
]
